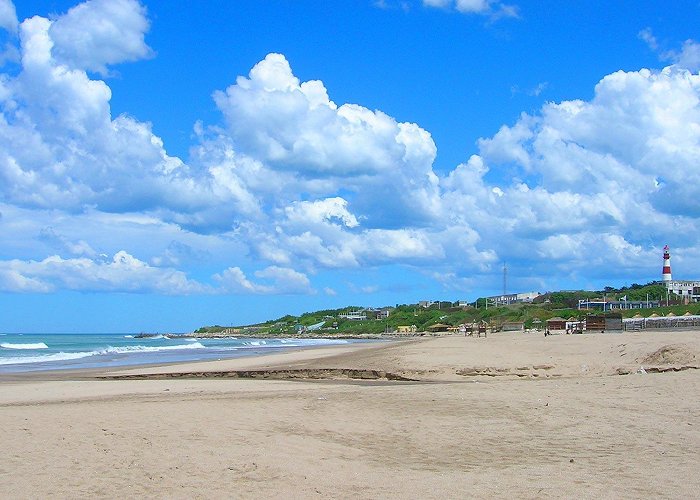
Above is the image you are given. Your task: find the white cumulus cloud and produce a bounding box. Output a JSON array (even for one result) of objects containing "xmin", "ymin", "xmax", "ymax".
[
  {"xmin": 49, "ymin": 0, "xmax": 153, "ymax": 74},
  {"xmin": 423, "ymin": 0, "xmax": 518, "ymax": 18},
  {"xmin": 214, "ymin": 266, "xmax": 314, "ymax": 295},
  {"xmin": 0, "ymin": 0, "xmax": 17, "ymax": 33},
  {"xmin": 0, "ymin": 251, "xmax": 210, "ymax": 294}
]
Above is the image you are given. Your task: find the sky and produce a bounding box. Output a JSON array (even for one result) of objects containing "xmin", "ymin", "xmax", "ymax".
[{"xmin": 1, "ymin": 0, "xmax": 700, "ymax": 333}]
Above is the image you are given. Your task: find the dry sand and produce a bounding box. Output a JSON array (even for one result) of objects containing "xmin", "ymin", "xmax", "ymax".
[{"xmin": 1, "ymin": 330, "xmax": 699, "ymax": 498}]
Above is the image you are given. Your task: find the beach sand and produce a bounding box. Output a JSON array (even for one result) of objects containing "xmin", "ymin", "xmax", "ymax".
[{"xmin": 1, "ymin": 330, "xmax": 699, "ymax": 498}]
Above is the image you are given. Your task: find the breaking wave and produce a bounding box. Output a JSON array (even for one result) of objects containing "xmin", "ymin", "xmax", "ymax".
[
  {"xmin": 1, "ymin": 342, "xmax": 49, "ymax": 350},
  {"xmin": 0, "ymin": 342, "xmax": 206, "ymax": 366}
]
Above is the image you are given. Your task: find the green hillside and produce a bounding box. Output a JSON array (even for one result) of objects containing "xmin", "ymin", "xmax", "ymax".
[{"xmin": 194, "ymin": 282, "xmax": 698, "ymax": 336}]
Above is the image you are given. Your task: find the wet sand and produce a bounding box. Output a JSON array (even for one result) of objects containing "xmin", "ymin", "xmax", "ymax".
[{"xmin": 1, "ymin": 330, "xmax": 699, "ymax": 498}]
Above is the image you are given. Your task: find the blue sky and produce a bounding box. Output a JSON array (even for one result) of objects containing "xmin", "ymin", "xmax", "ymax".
[{"xmin": 1, "ymin": 0, "xmax": 700, "ymax": 333}]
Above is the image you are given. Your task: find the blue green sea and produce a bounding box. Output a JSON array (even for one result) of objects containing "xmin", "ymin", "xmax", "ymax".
[{"xmin": 0, "ymin": 333, "xmax": 359, "ymax": 373}]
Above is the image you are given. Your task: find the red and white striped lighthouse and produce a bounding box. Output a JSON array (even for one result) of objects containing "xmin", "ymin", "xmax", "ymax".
[{"xmin": 662, "ymin": 245, "xmax": 672, "ymax": 283}]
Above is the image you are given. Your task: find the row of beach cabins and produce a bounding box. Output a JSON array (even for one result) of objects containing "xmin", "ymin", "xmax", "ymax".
[
  {"xmin": 520, "ymin": 312, "xmax": 700, "ymax": 334},
  {"xmin": 405, "ymin": 312, "xmax": 700, "ymax": 337}
]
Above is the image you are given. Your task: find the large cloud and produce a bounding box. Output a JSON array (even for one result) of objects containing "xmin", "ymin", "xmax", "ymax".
[
  {"xmin": 0, "ymin": 251, "xmax": 209, "ymax": 294},
  {"xmin": 1, "ymin": 12, "xmax": 189, "ymax": 214},
  {"xmin": 0, "ymin": 250, "xmax": 316, "ymax": 296},
  {"xmin": 475, "ymin": 66, "xmax": 700, "ymax": 220},
  {"xmin": 439, "ymin": 64, "xmax": 700, "ymax": 285},
  {"xmin": 213, "ymin": 53, "xmax": 441, "ymax": 228},
  {"xmin": 0, "ymin": 5, "xmax": 262, "ymax": 235}
]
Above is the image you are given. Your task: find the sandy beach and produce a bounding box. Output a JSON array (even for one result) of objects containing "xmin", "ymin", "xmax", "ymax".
[{"xmin": 1, "ymin": 330, "xmax": 699, "ymax": 498}]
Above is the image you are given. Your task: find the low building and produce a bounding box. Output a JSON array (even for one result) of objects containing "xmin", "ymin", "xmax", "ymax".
[
  {"xmin": 338, "ymin": 310, "xmax": 367, "ymax": 321},
  {"xmin": 585, "ymin": 313, "xmax": 622, "ymax": 331},
  {"xmin": 428, "ymin": 323, "xmax": 451, "ymax": 333},
  {"xmin": 623, "ymin": 313, "xmax": 700, "ymax": 330},
  {"xmin": 396, "ymin": 325, "xmax": 417, "ymax": 333},
  {"xmin": 368, "ymin": 307, "xmax": 393, "ymax": 320},
  {"xmin": 578, "ymin": 298, "xmax": 661, "ymax": 310},
  {"xmin": 664, "ymin": 280, "xmax": 700, "ymax": 302},
  {"xmin": 487, "ymin": 291, "xmax": 541, "ymax": 306}
]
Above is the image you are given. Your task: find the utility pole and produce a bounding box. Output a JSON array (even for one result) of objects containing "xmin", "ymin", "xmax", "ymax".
[{"xmin": 503, "ymin": 262, "xmax": 507, "ymax": 297}]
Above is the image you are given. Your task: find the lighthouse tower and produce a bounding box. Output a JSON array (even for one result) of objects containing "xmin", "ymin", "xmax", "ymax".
[{"xmin": 662, "ymin": 245, "xmax": 672, "ymax": 283}]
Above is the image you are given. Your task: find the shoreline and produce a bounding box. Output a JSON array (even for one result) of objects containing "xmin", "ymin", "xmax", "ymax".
[
  {"xmin": 6, "ymin": 328, "xmax": 698, "ymax": 383},
  {"xmin": 0, "ymin": 336, "xmax": 406, "ymax": 382}
]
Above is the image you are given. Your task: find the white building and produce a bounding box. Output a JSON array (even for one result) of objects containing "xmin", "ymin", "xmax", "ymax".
[
  {"xmin": 338, "ymin": 310, "xmax": 367, "ymax": 320},
  {"xmin": 487, "ymin": 291, "xmax": 541, "ymax": 306},
  {"xmin": 665, "ymin": 280, "xmax": 700, "ymax": 302}
]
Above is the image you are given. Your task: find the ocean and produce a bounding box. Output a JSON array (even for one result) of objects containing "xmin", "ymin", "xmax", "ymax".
[{"xmin": 0, "ymin": 333, "xmax": 360, "ymax": 374}]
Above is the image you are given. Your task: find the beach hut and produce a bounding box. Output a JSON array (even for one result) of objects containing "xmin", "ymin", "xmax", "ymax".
[
  {"xmin": 546, "ymin": 317, "xmax": 567, "ymax": 331},
  {"xmin": 428, "ymin": 323, "xmax": 451, "ymax": 333},
  {"xmin": 501, "ymin": 321, "xmax": 525, "ymax": 332},
  {"xmin": 584, "ymin": 313, "xmax": 622, "ymax": 332}
]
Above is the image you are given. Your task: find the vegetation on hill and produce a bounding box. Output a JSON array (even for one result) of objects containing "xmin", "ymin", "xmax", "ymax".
[{"xmin": 194, "ymin": 282, "xmax": 698, "ymax": 336}]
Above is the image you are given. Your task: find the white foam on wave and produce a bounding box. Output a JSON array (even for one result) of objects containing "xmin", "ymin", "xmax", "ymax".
[
  {"xmin": 243, "ymin": 340, "xmax": 267, "ymax": 346},
  {"xmin": 217, "ymin": 338, "xmax": 350, "ymax": 351},
  {"xmin": 0, "ymin": 351, "xmax": 93, "ymax": 365},
  {"xmin": 99, "ymin": 342, "xmax": 206, "ymax": 354},
  {"xmin": 0, "ymin": 342, "xmax": 206, "ymax": 366},
  {"xmin": 123, "ymin": 335, "xmax": 134, "ymax": 338},
  {"xmin": 281, "ymin": 338, "xmax": 349, "ymax": 346},
  {"xmin": 1, "ymin": 342, "xmax": 49, "ymax": 350}
]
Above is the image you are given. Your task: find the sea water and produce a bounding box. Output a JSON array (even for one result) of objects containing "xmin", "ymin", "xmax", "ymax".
[{"xmin": 0, "ymin": 333, "xmax": 358, "ymax": 374}]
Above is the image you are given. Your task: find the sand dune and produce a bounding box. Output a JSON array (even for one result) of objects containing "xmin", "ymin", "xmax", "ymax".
[{"xmin": 1, "ymin": 330, "xmax": 699, "ymax": 498}]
